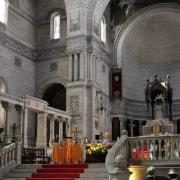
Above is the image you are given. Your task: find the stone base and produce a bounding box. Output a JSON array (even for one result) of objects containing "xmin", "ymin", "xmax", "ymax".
[{"xmin": 143, "ymin": 119, "xmax": 173, "ymax": 135}]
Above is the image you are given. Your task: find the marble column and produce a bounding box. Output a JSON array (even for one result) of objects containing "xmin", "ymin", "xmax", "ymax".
[
  {"xmin": 58, "ymin": 117, "xmax": 63, "ymax": 142},
  {"xmin": 74, "ymin": 53, "xmax": 78, "ymax": 81},
  {"xmin": 68, "ymin": 118, "xmax": 72, "ymax": 137},
  {"xmin": 1, "ymin": 101, "xmax": 10, "ymax": 144},
  {"xmin": 80, "ymin": 52, "xmax": 85, "ymax": 80},
  {"xmin": 36, "ymin": 112, "xmax": 47, "ymax": 147},
  {"xmin": 69, "ymin": 54, "xmax": 73, "ymax": 82},
  {"xmin": 49, "ymin": 116, "xmax": 55, "ymax": 142},
  {"xmin": 15, "ymin": 105, "xmax": 23, "ymax": 140},
  {"xmin": 23, "ymin": 108, "xmax": 29, "ymax": 147}
]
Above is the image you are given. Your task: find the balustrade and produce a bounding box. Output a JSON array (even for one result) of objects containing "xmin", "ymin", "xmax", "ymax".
[
  {"xmin": 129, "ymin": 134, "xmax": 180, "ymax": 162},
  {"xmin": 0, "ymin": 143, "xmax": 17, "ymax": 168}
]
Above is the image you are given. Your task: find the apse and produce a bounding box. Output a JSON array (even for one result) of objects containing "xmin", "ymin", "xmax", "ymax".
[{"xmin": 116, "ymin": 6, "xmax": 180, "ymax": 100}]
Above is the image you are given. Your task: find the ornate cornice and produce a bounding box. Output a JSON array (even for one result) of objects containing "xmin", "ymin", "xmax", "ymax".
[
  {"xmin": 114, "ymin": 3, "xmax": 180, "ymax": 64},
  {"xmin": 36, "ymin": 46, "xmax": 68, "ymax": 61},
  {"xmin": 0, "ymin": 31, "xmax": 69, "ymax": 61},
  {"xmin": 0, "ymin": 32, "xmax": 37, "ymax": 61}
]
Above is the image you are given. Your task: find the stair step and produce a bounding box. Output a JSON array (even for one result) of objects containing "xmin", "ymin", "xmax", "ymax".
[
  {"xmin": 10, "ymin": 169, "xmax": 37, "ymax": 173},
  {"xmin": 85, "ymin": 167, "xmax": 107, "ymax": 173},
  {"xmin": 16, "ymin": 165, "xmax": 42, "ymax": 169},
  {"xmin": 1, "ymin": 178, "xmax": 26, "ymax": 180},
  {"xmin": 4, "ymin": 173, "xmax": 32, "ymax": 178}
]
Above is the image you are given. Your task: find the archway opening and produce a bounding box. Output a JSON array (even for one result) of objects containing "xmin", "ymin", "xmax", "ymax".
[
  {"xmin": 42, "ymin": 83, "xmax": 66, "ymax": 110},
  {"xmin": 42, "ymin": 83, "xmax": 66, "ymax": 143}
]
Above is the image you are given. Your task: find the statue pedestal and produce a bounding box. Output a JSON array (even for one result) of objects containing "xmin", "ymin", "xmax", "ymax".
[{"xmin": 143, "ymin": 119, "xmax": 173, "ymax": 135}]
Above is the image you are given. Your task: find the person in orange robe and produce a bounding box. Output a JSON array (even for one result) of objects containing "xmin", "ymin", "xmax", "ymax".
[
  {"xmin": 57, "ymin": 143, "xmax": 63, "ymax": 164},
  {"xmin": 52, "ymin": 143, "xmax": 60, "ymax": 164}
]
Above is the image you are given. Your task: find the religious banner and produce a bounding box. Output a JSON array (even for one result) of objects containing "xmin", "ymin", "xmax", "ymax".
[{"xmin": 112, "ymin": 69, "xmax": 122, "ymax": 99}]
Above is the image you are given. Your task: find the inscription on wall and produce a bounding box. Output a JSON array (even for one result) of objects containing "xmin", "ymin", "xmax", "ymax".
[{"xmin": 70, "ymin": 96, "xmax": 79, "ymax": 114}]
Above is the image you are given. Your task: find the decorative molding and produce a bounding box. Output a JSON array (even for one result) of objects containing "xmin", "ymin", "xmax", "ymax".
[
  {"xmin": 0, "ymin": 32, "xmax": 36, "ymax": 61},
  {"xmin": 36, "ymin": 46, "xmax": 67, "ymax": 61},
  {"xmin": 67, "ymin": 36, "xmax": 87, "ymax": 52},
  {"xmin": 0, "ymin": 32, "xmax": 68, "ymax": 61},
  {"xmin": 114, "ymin": 3, "xmax": 180, "ymax": 64}
]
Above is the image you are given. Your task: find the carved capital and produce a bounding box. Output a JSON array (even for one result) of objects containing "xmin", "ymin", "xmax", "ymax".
[
  {"xmin": 15, "ymin": 104, "xmax": 22, "ymax": 112},
  {"xmin": 1, "ymin": 101, "xmax": 9, "ymax": 111}
]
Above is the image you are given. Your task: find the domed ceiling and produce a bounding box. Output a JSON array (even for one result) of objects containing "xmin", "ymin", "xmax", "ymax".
[{"xmin": 116, "ymin": 5, "xmax": 180, "ymax": 100}]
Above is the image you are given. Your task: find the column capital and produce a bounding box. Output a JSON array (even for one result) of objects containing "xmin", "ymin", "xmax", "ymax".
[
  {"xmin": 47, "ymin": 114, "xmax": 57, "ymax": 121},
  {"xmin": 1, "ymin": 101, "xmax": 9, "ymax": 111},
  {"xmin": 15, "ymin": 104, "xmax": 22, "ymax": 112},
  {"xmin": 57, "ymin": 116, "xmax": 64, "ymax": 123}
]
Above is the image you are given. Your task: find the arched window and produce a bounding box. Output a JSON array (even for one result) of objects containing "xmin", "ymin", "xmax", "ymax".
[
  {"xmin": 50, "ymin": 12, "xmax": 60, "ymax": 40},
  {"xmin": 0, "ymin": 79, "xmax": 6, "ymax": 129},
  {"xmin": 0, "ymin": 0, "xmax": 9, "ymax": 24},
  {"xmin": 101, "ymin": 16, "xmax": 106, "ymax": 43}
]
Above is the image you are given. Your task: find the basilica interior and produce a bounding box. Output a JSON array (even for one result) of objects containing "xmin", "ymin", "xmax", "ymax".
[{"xmin": 1, "ymin": 0, "xmax": 180, "ymax": 179}]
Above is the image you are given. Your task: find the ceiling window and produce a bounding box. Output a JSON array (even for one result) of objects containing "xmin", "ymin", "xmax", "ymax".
[
  {"xmin": 0, "ymin": 0, "xmax": 9, "ymax": 25},
  {"xmin": 50, "ymin": 12, "xmax": 60, "ymax": 40},
  {"xmin": 101, "ymin": 16, "xmax": 106, "ymax": 43}
]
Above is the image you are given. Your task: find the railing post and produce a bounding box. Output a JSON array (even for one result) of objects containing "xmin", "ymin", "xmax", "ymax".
[
  {"xmin": 136, "ymin": 141, "xmax": 138, "ymax": 160},
  {"xmin": 158, "ymin": 140, "xmax": 162, "ymax": 160}
]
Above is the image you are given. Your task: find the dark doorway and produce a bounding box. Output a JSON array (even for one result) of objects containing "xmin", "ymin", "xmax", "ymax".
[
  {"xmin": 126, "ymin": 119, "xmax": 131, "ymax": 137},
  {"xmin": 112, "ymin": 117, "xmax": 120, "ymax": 140},
  {"xmin": 54, "ymin": 120, "xmax": 59, "ymax": 142},
  {"xmin": 42, "ymin": 84, "xmax": 66, "ymax": 110},
  {"xmin": 177, "ymin": 120, "xmax": 180, "ymax": 134},
  {"xmin": 133, "ymin": 120, "xmax": 139, "ymax": 137},
  {"xmin": 63, "ymin": 121, "xmax": 66, "ymax": 139}
]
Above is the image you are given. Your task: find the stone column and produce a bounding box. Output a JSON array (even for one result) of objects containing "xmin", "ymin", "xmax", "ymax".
[
  {"xmin": 23, "ymin": 108, "xmax": 29, "ymax": 147},
  {"xmin": 58, "ymin": 117, "xmax": 63, "ymax": 142},
  {"xmin": 36, "ymin": 112, "xmax": 47, "ymax": 147},
  {"xmin": 139, "ymin": 121, "xmax": 143, "ymax": 136},
  {"xmin": 74, "ymin": 53, "xmax": 78, "ymax": 81},
  {"xmin": 1, "ymin": 101, "xmax": 10, "ymax": 143},
  {"xmin": 68, "ymin": 118, "xmax": 72, "ymax": 137},
  {"xmin": 69, "ymin": 54, "xmax": 73, "ymax": 82},
  {"xmin": 49, "ymin": 116, "xmax": 55, "ymax": 142},
  {"xmin": 91, "ymin": 55, "xmax": 95, "ymax": 81},
  {"xmin": 15, "ymin": 105, "xmax": 23, "ymax": 140},
  {"xmin": 80, "ymin": 52, "xmax": 85, "ymax": 80}
]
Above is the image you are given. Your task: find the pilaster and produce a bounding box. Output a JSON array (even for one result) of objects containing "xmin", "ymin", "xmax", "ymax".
[{"xmin": 36, "ymin": 112, "xmax": 47, "ymax": 147}]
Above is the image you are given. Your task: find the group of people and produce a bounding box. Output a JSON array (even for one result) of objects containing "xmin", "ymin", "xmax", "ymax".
[
  {"xmin": 49, "ymin": 138, "xmax": 84, "ymax": 164},
  {"xmin": 145, "ymin": 166, "xmax": 180, "ymax": 180}
]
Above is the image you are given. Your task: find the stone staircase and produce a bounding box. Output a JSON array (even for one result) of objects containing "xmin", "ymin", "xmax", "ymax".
[{"xmin": 0, "ymin": 163, "xmax": 108, "ymax": 180}]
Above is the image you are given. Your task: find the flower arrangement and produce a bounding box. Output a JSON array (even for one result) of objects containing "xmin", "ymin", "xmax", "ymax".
[{"xmin": 86, "ymin": 143, "xmax": 110, "ymax": 163}]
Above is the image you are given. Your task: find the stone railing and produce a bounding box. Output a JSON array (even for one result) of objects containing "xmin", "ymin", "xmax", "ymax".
[
  {"xmin": 105, "ymin": 130, "xmax": 130, "ymax": 180},
  {"xmin": 105, "ymin": 133, "xmax": 180, "ymax": 180},
  {"xmin": 0, "ymin": 142, "xmax": 21, "ymax": 168},
  {"xmin": 128, "ymin": 134, "xmax": 180, "ymax": 165}
]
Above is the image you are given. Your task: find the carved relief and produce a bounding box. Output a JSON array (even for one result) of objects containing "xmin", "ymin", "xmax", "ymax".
[
  {"xmin": 70, "ymin": 12, "xmax": 81, "ymax": 32},
  {"xmin": 70, "ymin": 96, "xmax": 79, "ymax": 114},
  {"xmin": 49, "ymin": 63, "xmax": 58, "ymax": 71},
  {"xmin": 0, "ymin": 32, "xmax": 36, "ymax": 61}
]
